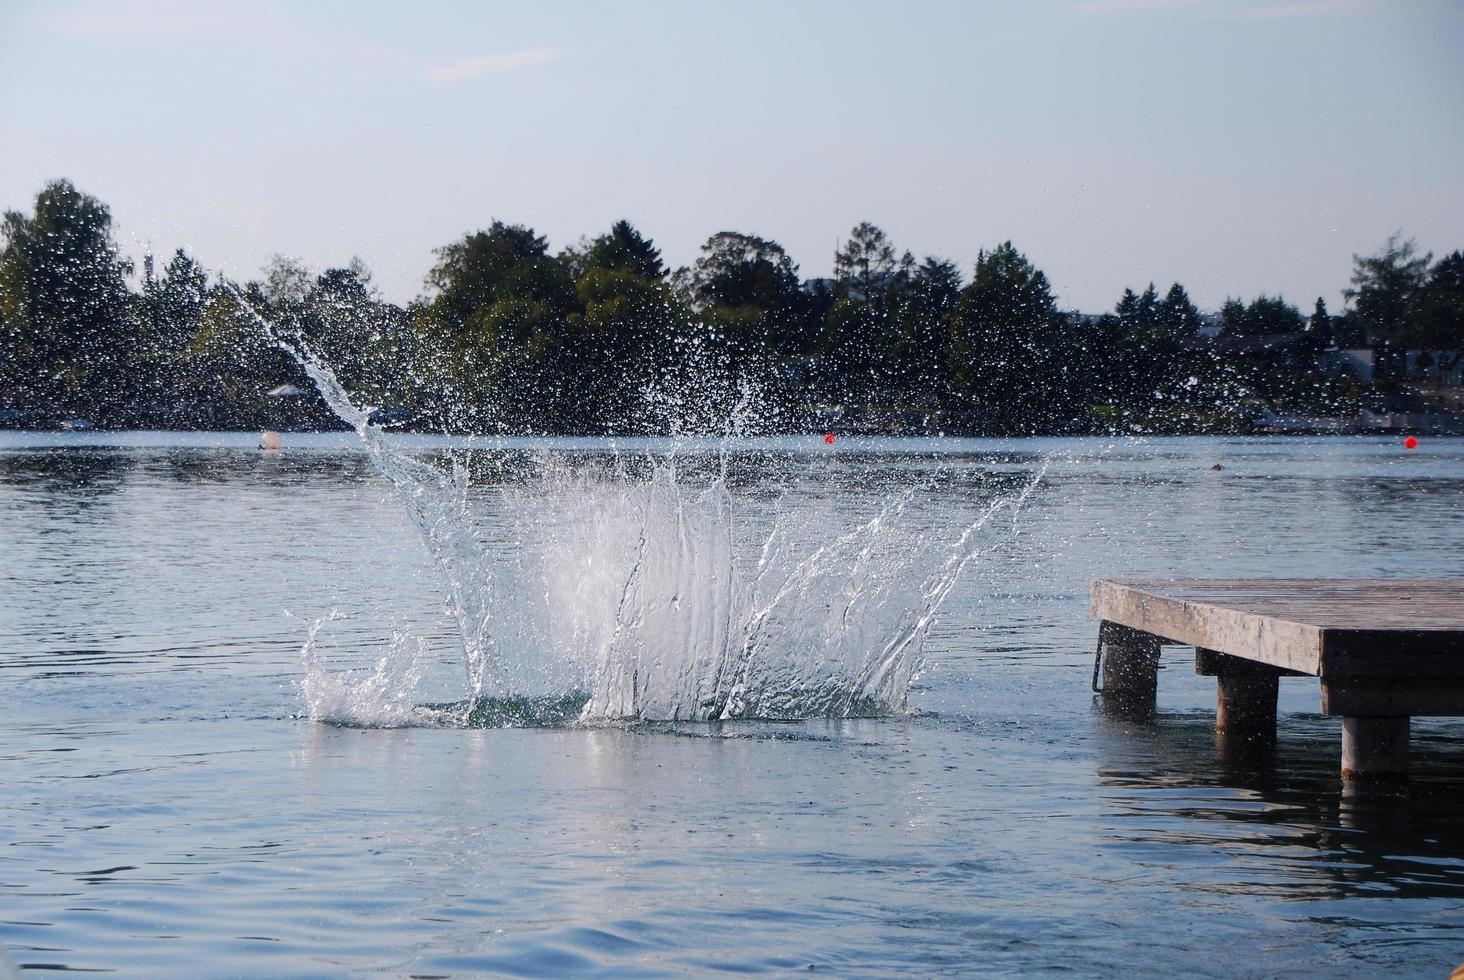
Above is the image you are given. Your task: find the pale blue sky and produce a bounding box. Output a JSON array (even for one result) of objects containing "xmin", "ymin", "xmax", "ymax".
[{"xmin": 2, "ymin": 0, "xmax": 1460, "ymax": 312}]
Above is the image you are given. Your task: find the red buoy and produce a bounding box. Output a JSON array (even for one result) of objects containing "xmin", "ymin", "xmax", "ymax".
[
  {"xmin": 1404, "ymin": 436, "xmax": 1419, "ymax": 450},
  {"xmin": 824, "ymin": 433, "xmax": 836, "ymax": 445}
]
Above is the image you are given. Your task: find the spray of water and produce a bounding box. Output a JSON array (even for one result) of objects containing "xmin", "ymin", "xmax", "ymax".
[
  {"xmin": 229, "ymin": 289, "xmax": 496, "ymax": 709},
  {"xmin": 234, "ymin": 290, "xmax": 1046, "ymax": 725},
  {"xmin": 297, "ymin": 612, "xmax": 450, "ymax": 727}
]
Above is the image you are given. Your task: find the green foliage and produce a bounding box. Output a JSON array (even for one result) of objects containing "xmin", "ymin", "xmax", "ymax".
[
  {"xmin": 1306, "ymin": 297, "xmax": 1333, "ymax": 344},
  {"xmin": 412, "ymin": 225, "xmax": 568, "ymax": 429},
  {"xmin": 823, "ymin": 223, "xmax": 961, "ymax": 403},
  {"xmin": 1409, "ymin": 250, "xmax": 1464, "ymax": 349},
  {"xmin": 1219, "ymin": 294, "xmax": 1305, "ymax": 336},
  {"xmin": 1079, "ymin": 281, "xmax": 1204, "ymax": 420},
  {"xmin": 908, "ymin": 257, "xmax": 962, "ymax": 311},
  {"xmin": 302, "ymin": 260, "xmax": 415, "ymax": 410},
  {"xmin": 0, "ymin": 179, "xmax": 134, "ymax": 411},
  {"xmin": 423, "ymin": 221, "xmax": 550, "ymax": 330},
  {"xmin": 947, "ymin": 242, "xmax": 1067, "ymax": 432},
  {"xmin": 1344, "ymin": 233, "xmax": 1431, "ymax": 343},
  {"xmin": 565, "ymin": 267, "xmax": 683, "ymax": 429},
  {"xmin": 411, "ymin": 217, "xmax": 691, "ymax": 432},
  {"xmin": 1160, "ymin": 283, "xmax": 1200, "ymax": 334},
  {"xmin": 687, "ymin": 231, "xmax": 812, "ymax": 378},
  {"xmin": 2, "ymin": 177, "xmax": 1460, "ymax": 436},
  {"xmin": 833, "ymin": 221, "xmax": 897, "ymax": 303},
  {"xmin": 887, "ymin": 256, "xmax": 962, "ymax": 394},
  {"xmin": 817, "ymin": 297, "xmax": 881, "ymax": 386},
  {"xmin": 137, "ymin": 248, "xmax": 209, "ymax": 406},
  {"xmin": 1114, "ymin": 282, "xmax": 1194, "ymax": 350},
  {"xmin": 186, "ymin": 282, "xmax": 303, "ymax": 426},
  {"xmin": 581, "ymin": 220, "xmax": 665, "ymax": 281},
  {"xmin": 689, "ymin": 231, "xmax": 801, "ymax": 312},
  {"xmin": 262, "ymin": 253, "xmax": 313, "ymax": 309}
]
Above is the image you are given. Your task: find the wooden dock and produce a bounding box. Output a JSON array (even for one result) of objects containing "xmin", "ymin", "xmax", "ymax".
[{"xmin": 1091, "ymin": 579, "xmax": 1464, "ymax": 784}]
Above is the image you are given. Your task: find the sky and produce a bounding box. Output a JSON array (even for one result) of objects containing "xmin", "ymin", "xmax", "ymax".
[{"xmin": 1, "ymin": 0, "xmax": 1461, "ymax": 313}]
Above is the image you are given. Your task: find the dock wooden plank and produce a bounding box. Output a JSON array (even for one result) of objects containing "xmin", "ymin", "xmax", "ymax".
[
  {"xmin": 1091, "ymin": 579, "xmax": 1324, "ymax": 674},
  {"xmin": 1096, "ymin": 579, "xmax": 1464, "ymax": 629}
]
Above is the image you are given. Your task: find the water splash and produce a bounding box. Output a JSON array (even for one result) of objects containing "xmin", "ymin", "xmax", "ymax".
[
  {"xmin": 571, "ymin": 462, "xmax": 1046, "ymax": 721},
  {"xmin": 298, "ymin": 613, "xmax": 447, "ymax": 727},
  {"xmin": 236, "ymin": 292, "xmax": 1045, "ymax": 725},
  {"xmin": 230, "ymin": 289, "xmax": 496, "ymax": 710}
]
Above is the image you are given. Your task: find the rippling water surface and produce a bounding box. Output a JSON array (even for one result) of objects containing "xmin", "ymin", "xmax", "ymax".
[{"xmin": 2, "ymin": 433, "xmax": 1462, "ymax": 976}]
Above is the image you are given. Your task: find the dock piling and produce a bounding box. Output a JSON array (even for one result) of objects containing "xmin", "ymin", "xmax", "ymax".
[
  {"xmin": 1098, "ymin": 620, "xmax": 1160, "ymax": 717},
  {"xmin": 1215, "ymin": 673, "xmax": 1280, "ymax": 738},
  {"xmin": 1196, "ymin": 648, "xmax": 1282, "ymax": 740},
  {"xmin": 1341, "ymin": 716, "xmax": 1410, "ymax": 784}
]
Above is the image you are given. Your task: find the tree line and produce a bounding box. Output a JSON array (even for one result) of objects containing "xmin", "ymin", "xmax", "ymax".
[{"xmin": 2, "ymin": 179, "xmax": 1461, "ymax": 434}]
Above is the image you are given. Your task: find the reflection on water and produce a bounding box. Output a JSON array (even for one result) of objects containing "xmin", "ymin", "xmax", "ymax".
[
  {"xmin": 1094, "ymin": 709, "xmax": 1464, "ymax": 903},
  {"xmin": 1, "ymin": 433, "xmax": 1461, "ymax": 975}
]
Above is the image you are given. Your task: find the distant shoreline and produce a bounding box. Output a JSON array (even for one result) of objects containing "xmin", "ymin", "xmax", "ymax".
[{"xmin": 3, "ymin": 424, "xmax": 1458, "ymax": 441}]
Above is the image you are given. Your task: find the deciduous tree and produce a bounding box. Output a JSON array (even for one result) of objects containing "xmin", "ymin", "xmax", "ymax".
[{"xmin": 0, "ymin": 179, "xmax": 134, "ymax": 413}]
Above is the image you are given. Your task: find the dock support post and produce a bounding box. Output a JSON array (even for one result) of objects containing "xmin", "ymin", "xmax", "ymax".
[
  {"xmin": 1341, "ymin": 716, "xmax": 1410, "ymax": 785},
  {"xmin": 1099, "ymin": 621, "xmax": 1160, "ymax": 718},
  {"xmin": 1216, "ymin": 673, "xmax": 1279, "ymax": 737},
  {"xmin": 1196, "ymin": 649, "xmax": 1281, "ymax": 741}
]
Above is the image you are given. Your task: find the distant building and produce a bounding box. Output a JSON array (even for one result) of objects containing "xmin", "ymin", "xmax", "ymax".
[
  {"xmin": 1401, "ymin": 350, "xmax": 1464, "ymax": 387},
  {"xmin": 1318, "ymin": 348, "xmax": 1374, "ymax": 382},
  {"xmin": 1180, "ymin": 332, "xmax": 1323, "ymax": 372},
  {"xmin": 1195, "ymin": 313, "xmax": 1222, "ymax": 338},
  {"xmin": 1060, "ymin": 310, "xmax": 1221, "ymax": 337}
]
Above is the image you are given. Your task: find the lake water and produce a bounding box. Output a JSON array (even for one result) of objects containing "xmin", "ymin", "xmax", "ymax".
[{"xmin": 2, "ymin": 432, "xmax": 1462, "ymax": 977}]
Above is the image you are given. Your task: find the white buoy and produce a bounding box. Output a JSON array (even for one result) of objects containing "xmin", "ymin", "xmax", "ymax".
[{"xmin": 259, "ymin": 429, "xmax": 283, "ymax": 451}]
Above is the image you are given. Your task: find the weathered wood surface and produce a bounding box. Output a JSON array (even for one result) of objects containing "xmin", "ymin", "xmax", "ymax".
[{"xmin": 1092, "ymin": 579, "xmax": 1464, "ymax": 711}]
